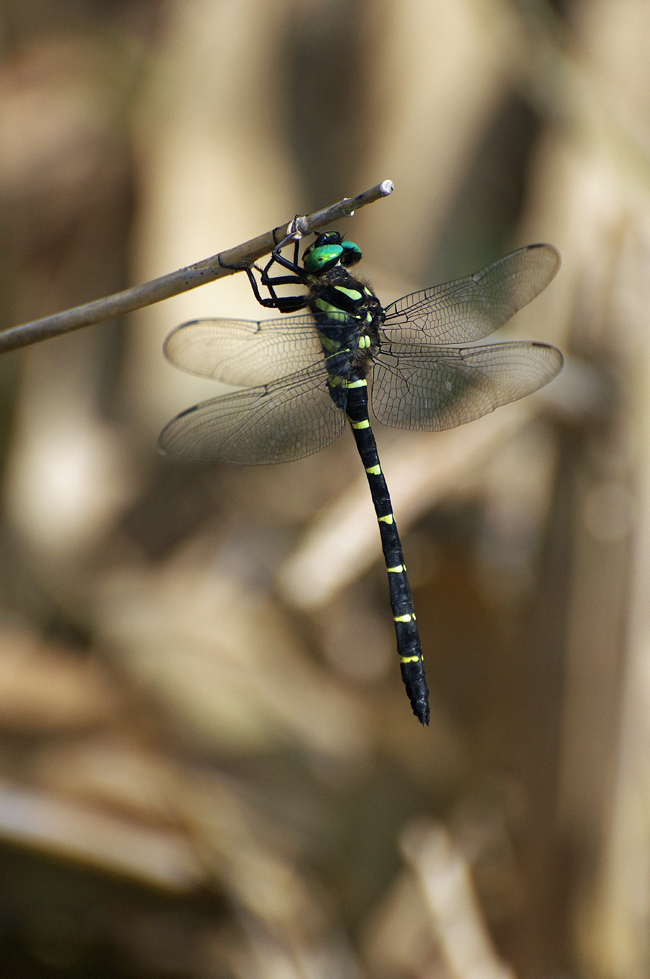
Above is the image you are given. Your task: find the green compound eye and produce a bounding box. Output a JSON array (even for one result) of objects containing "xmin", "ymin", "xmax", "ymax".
[
  {"xmin": 339, "ymin": 240, "xmax": 362, "ymax": 266},
  {"xmin": 302, "ymin": 236, "xmax": 362, "ymax": 274},
  {"xmin": 303, "ymin": 243, "xmax": 344, "ymax": 274}
]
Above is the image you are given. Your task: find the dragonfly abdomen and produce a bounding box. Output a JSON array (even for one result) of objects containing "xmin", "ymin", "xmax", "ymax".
[{"xmin": 345, "ymin": 374, "xmax": 430, "ymax": 726}]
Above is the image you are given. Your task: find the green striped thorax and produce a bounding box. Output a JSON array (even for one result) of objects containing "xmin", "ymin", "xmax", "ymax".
[{"xmin": 301, "ymin": 231, "xmax": 384, "ymax": 409}]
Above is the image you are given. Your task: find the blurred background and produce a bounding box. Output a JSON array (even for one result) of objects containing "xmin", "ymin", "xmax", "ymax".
[{"xmin": 0, "ymin": 0, "xmax": 648, "ymax": 976}]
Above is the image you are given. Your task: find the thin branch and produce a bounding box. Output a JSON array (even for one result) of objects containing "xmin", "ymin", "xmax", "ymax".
[{"xmin": 0, "ymin": 179, "xmax": 394, "ymax": 354}]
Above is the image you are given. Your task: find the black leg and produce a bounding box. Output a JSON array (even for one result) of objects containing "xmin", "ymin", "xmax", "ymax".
[
  {"xmin": 255, "ymin": 235, "xmax": 310, "ymax": 310},
  {"xmin": 223, "ymin": 235, "xmax": 310, "ymax": 313},
  {"xmin": 264, "ymin": 244, "xmax": 304, "ymax": 278},
  {"xmin": 240, "ymin": 263, "xmax": 280, "ymax": 309}
]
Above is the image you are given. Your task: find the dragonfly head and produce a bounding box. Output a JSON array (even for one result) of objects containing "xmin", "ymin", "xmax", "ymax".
[{"xmin": 302, "ymin": 232, "xmax": 362, "ymax": 276}]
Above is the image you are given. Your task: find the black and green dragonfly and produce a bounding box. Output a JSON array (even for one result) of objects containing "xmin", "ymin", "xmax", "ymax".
[{"xmin": 159, "ymin": 230, "xmax": 562, "ymax": 726}]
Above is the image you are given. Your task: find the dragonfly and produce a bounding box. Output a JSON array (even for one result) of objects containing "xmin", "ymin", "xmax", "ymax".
[{"xmin": 159, "ymin": 229, "xmax": 563, "ymax": 726}]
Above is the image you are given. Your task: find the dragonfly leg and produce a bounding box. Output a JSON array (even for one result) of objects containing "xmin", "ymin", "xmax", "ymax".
[
  {"xmin": 246, "ymin": 235, "xmax": 309, "ymax": 310},
  {"xmin": 261, "ymin": 243, "xmax": 303, "ymax": 280},
  {"xmin": 218, "ymin": 254, "xmax": 306, "ymax": 311},
  {"xmin": 256, "ymin": 266, "xmax": 307, "ymax": 312},
  {"xmin": 269, "ymin": 215, "xmax": 308, "ymax": 273}
]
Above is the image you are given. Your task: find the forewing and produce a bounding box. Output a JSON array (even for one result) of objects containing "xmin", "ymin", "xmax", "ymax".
[
  {"xmin": 372, "ymin": 341, "xmax": 563, "ymax": 431},
  {"xmin": 159, "ymin": 363, "xmax": 346, "ymax": 464},
  {"xmin": 382, "ymin": 244, "xmax": 560, "ymax": 344},
  {"xmin": 163, "ymin": 314, "xmax": 322, "ymax": 386}
]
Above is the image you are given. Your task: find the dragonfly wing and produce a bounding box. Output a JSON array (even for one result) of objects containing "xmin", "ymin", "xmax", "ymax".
[
  {"xmin": 382, "ymin": 244, "xmax": 560, "ymax": 344},
  {"xmin": 159, "ymin": 363, "xmax": 346, "ymax": 464},
  {"xmin": 372, "ymin": 341, "xmax": 563, "ymax": 431},
  {"xmin": 163, "ymin": 314, "xmax": 322, "ymax": 385}
]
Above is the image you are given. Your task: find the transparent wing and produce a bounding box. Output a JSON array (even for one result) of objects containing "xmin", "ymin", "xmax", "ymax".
[
  {"xmin": 372, "ymin": 341, "xmax": 563, "ymax": 431},
  {"xmin": 163, "ymin": 314, "xmax": 322, "ymax": 386},
  {"xmin": 159, "ymin": 362, "xmax": 346, "ymax": 464},
  {"xmin": 382, "ymin": 244, "xmax": 560, "ymax": 344}
]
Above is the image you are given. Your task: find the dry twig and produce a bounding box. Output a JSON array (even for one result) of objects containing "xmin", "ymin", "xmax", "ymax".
[{"xmin": 0, "ymin": 180, "xmax": 394, "ymax": 354}]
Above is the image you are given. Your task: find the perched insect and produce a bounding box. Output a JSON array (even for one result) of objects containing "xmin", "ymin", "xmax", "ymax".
[{"xmin": 160, "ymin": 230, "xmax": 562, "ymax": 725}]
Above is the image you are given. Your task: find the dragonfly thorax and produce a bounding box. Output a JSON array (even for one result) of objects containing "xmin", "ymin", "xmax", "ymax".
[{"xmin": 308, "ymin": 266, "xmax": 383, "ymax": 377}]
